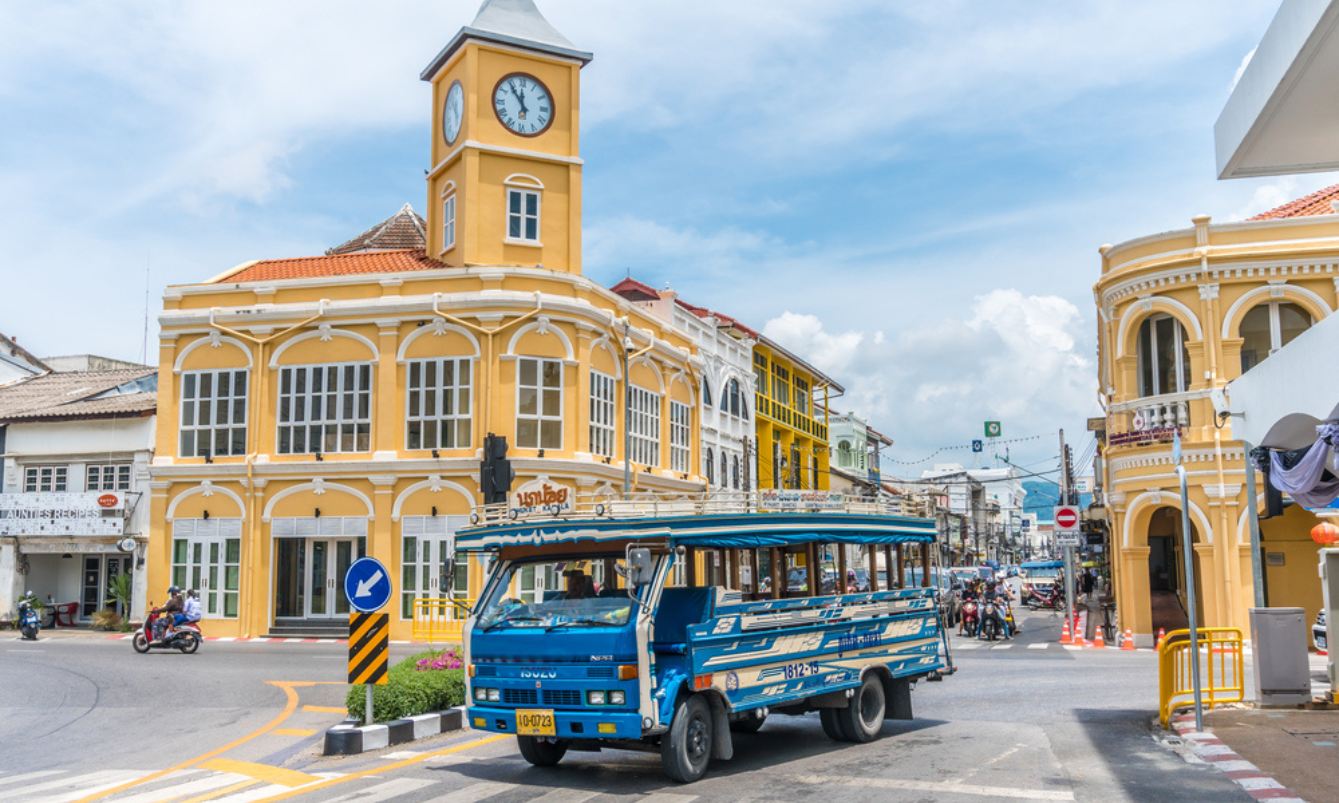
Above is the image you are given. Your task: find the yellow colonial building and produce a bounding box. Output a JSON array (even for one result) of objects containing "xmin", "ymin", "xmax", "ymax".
[
  {"xmin": 147, "ymin": 0, "xmax": 704, "ymax": 639},
  {"xmin": 1096, "ymin": 187, "xmax": 1339, "ymax": 643},
  {"xmin": 752, "ymin": 340, "xmax": 839, "ymax": 491}
]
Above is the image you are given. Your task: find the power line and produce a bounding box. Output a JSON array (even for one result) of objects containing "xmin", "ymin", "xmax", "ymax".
[{"xmin": 880, "ymin": 433, "xmax": 1046, "ymax": 466}]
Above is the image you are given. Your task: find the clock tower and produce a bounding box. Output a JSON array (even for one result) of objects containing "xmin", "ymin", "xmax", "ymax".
[{"xmin": 421, "ymin": 0, "xmax": 591, "ymax": 273}]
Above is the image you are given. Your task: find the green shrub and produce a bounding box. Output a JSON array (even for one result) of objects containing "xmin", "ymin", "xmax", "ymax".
[
  {"xmin": 345, "ymin": 649, "xmax": 465, "ymax": 723},
  {"xmin": 90, "ymin": 609, "xmax": 123, "ymax": 631}
]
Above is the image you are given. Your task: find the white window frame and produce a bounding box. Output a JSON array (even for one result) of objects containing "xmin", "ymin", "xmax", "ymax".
[
  {"xmin": 405, "ymin": 357, "xmax": 473, "ymax": 451},
  {"xmin": 276, "ymin": 362, "xmax": 373, "ymax": 455},
  {"xmin": 179, "ymin": 369, "xmax": 249, "ymax": 458},
  {"xmin": 1241, "ymin": 301, "xmax": 1313, "ymax": 365},
  {"xmin": 86, "ymin": 463, "xmax": 133, "ymax": 492},
  {"xmin": 400, "ymin": 515, "xmax": 469, "ymax": 619},
  {"xmin": 1137, "ymin": 314, "xmax": 1188, "ymax": 397},
  {"xmin": 629, "ymin": 386, "xmax": 661, "ymax": 467},
  {"xmin": 23, "ymin": 465, "xmax": 68, "ymax": 492},
  {"xmin": 670, "ymin": 401, "xmax": 691, "ymax": 473},
  {"xmin": 590, "ymin": 370, "xmax": 617, "ymax": 458},
  {"xmin": 171, "ymin": 518, "xmax": 242, "ymax": 618},
  {"xmin": 442, "ymin": 194, "xmax": 457, "ymax": 252},
  {"xmin": 515, "ymin": 357, "xmax": 563, "ymax": 450},
  {"xmin": 505, "ymin": 188, "xmax": 542, "ymax": 245}
]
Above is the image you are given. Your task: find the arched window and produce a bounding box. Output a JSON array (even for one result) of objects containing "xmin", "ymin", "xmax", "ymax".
[
  {"xmin": 706, "ymin": 451, "xmax": 715, "ymax": 486},
  {"xmin": 719, "ymin": 449, "xmax": 729, "ymax": 488},
  {"xmin": 1137, "ymin": 314, "xmax": 1190, "ymax": 397},
  {"xmin": 702, "ymin": 381, "xmax": 713, "ymax": 408},
  {"xmin": 732, "ymin": 455, "xmax": 740, "ymax": 490},
  {"xmin": 1240, "ymin": 302, "xmax": 1313, "ymax": 373},
  {"xmin": 836, "ymin": 439, "xmax": 853, "ymax": 467},
  {"xmin": 726, "ymin": 378, "xmax": 743, "ymax": 418}
]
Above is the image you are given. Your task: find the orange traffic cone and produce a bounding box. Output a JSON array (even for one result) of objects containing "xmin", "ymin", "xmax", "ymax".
[
  {"xmin": 1156, "ymin": 627, "xmax": 1166, "ymax": 649},
  {"xmin": 1121, "ymin": 628, "xmax": 1135, "ymax": 651},
  {"xmin": 1092, "ymin": 628, "xmax": 1106, "ymax": 649},
  {"xmin": 1059, "ymin": 618, "xmax": 1072, "ymax": 644}
]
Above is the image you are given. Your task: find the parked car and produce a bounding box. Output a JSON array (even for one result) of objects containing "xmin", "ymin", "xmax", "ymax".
[{"xmin": 1315, "ymin": 609, "xmax": 1327, "ymax": 653}]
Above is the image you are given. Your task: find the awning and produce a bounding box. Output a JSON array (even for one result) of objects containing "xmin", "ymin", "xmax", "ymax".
[{"xmin": 1227, "ymin": 307, "xmax": 1339, "ymax": 449}]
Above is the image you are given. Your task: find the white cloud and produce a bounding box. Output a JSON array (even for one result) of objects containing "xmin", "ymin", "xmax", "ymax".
[{"xmin": 759, "ymin": 290, "xmax": 1097, "ymax": 468}]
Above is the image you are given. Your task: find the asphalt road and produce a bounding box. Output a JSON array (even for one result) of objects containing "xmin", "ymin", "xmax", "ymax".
[{"xmin": 0, "ymin": 612, "xmax": 1249, "ymax": 802}]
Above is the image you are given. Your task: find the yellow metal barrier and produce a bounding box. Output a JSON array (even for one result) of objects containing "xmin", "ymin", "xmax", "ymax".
[
  {"xmin": 1157, "ymin": 627, "xmax": 1245, "ymax": 727},
  {"xmin": 411, "ymin": 597, "xmax": 473, "ymax": 645}
]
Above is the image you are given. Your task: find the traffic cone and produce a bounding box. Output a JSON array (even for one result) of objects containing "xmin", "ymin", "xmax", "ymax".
[
  {"xmin": 1121, "ymin": 628, "xmax": 1135, "ymax": 651},
  {"xmin": 1059, "ymin": 618, "xmax": 1072, "ymax": 644},
  {"xmin": 1156, "ymin": 628, "xmax": 1166, "ymax": 649},
  {"xmin": 1092, "ymin": 628, "xmax": 1106, "ymax": 649}
]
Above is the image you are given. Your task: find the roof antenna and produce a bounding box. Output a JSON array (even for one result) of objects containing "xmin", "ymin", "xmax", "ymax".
[{"xmin": 140, "ymin": 252, "xmax": 151, "ymax": 366}]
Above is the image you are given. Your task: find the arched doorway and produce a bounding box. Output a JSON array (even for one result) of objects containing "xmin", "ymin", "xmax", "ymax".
[{"xmin": 1146, "ymin": 507, "xmax": 1204, "ymax": 634}]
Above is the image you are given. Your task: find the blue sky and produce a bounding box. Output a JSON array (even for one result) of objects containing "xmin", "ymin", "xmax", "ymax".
[{"xmin": 0, "ymin": 1, "xmax": 1327, "ymax": 477}]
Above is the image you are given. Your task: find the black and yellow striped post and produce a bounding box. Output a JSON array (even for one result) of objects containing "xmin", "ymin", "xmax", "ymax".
[{"xmin": 349, "ymin": 612, "xmax": 389, "ymax": 724}]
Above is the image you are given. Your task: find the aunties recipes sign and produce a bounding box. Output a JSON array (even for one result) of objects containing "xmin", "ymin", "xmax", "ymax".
[
  {"xmin": 510, "ymin": 477, "xmax": 574, "ymax": 516},
  {"xmin": 0, "ymin": 491, "xmax": 127, "ymax": 535}
]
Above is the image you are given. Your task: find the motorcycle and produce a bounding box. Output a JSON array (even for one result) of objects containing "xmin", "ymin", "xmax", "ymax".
[
  {"xmin": 17, "ymin": 599, "xmax": 40, "ymax": 640},
  {"xmin": 1024, "ymin": 585, "xmax": 1065, "ymax": 612},
  {"xmin": 960, "ymin": 600, "xmax": 979, "ymax": 638},
  {"xmin": 979, "ymin": 600, "xmax": 1001, "ymax": 640},
  {"xmin": 133, "ymin": 610, "xmax": 202, "ymax": 654}
]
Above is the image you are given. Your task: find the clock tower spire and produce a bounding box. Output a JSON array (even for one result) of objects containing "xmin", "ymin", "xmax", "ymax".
[{"xmin": 421, "ymin": 0, "xmax": 591, "ymax": 273}]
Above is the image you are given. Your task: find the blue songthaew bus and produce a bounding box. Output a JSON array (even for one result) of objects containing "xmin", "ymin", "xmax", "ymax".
[{"xmin": 455, "ymin": 499, "xmax": 953, "ymax": 782}]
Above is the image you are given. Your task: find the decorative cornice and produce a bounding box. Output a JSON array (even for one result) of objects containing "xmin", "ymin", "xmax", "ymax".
[{"xmin": 1198, "ymin": 283, "xmax": 1220, "ymax": 301}]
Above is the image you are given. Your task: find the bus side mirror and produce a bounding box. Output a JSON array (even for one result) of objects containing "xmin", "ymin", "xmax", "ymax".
[{"xmin": 626, "ymin": 547, "xmax": 655, "ymax": 588}]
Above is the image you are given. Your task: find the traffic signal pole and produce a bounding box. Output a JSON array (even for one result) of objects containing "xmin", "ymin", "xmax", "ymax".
[{"xmin": 1060, "ymin": 429, "xmax": 1075, "ymax": 624}]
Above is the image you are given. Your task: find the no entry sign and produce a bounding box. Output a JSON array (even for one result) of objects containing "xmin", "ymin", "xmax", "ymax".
[{"xmin": 1054, "ymin": 505, "xmax": 1081, "ymax": 532}]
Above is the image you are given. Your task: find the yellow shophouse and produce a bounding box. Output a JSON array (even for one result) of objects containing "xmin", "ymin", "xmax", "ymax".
[
  {"xmin": 751, "ymin": 340, "xmax": 840, "ymax": 491},
  {"xmin": 1096, "ymin": 187, "xmax": 1339, "ymax": 644},
  {"xmin": 147, "ymin": 0, "xmax": 703, "ymax": 640}
]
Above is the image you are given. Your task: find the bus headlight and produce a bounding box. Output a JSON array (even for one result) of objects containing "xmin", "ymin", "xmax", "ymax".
[
  {"xmin": 608, "ymin": 690, "xmax": 626, "ymax": 705},
  {"xmin": 486, "ymin": 688, "xmax": 501, "ymax": 702},
  {"xmin": 474, "ymin": 687, "xmax": 487, "ymax": 701},
  {"xmin": 587, "ymin": 690, "xmax": 606, "ymax": 705}
]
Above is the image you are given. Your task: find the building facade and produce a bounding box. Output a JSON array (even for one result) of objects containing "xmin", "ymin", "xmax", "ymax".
[
  {"xmin": 829, "ymin": 412, "xmax": 892, "ymax": 497},
  {"xmin": 610, "ymin": 280, "xmax": 756, "ymax": 496},
  {"xmin": 752, "ymin": 340, "xmax": 840, "ymax": 491},
  {"xmin": 1095, "ymin": 196, "xmax": 1339, "ymax": 642},
  {"xmin": 0, "ymin": 366, "xmax": 156, "ymax": 624},
  {"xmin": 147, "ymin": 0, "xmax": 704, "ymax": 639}
]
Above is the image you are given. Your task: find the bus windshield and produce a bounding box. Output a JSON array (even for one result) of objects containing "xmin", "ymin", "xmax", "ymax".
[{"xmin": 476, "ymin": 555, "xmax": 636, "ymax": 631}]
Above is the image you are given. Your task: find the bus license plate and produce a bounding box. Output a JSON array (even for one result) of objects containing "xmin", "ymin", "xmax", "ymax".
[{"xmin": 516, "ymin": 709, "xmax": 556, "ymax": 736}]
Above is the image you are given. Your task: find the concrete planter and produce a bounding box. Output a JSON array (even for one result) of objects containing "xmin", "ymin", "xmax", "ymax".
[{"xmin": 323, "ymin": 707, "xmax": 464, "ymax": 755}]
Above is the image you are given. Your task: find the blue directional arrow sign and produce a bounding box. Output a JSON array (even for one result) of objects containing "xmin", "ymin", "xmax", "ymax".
[{"xmin": 344, "ymin": 556, "xmax": 392, "ymax": 614}]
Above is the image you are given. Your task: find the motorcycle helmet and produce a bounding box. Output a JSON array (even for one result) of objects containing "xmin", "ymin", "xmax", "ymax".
[{"xmin": 167, "ymin": 585, "xmax": 181, "ymax": 596}]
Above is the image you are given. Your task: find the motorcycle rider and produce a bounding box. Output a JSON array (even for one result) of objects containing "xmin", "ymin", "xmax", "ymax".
[
  {"xmin": 182, "ymin": 589, "xmax": 202, "ymax": 626},
  {"xmin": 983, "ymin": 581, "xmax": 1012, "ymax": 638},
  {"xmin": 153, "ymin": 586, "xmax": 185, "ymax": 641}
]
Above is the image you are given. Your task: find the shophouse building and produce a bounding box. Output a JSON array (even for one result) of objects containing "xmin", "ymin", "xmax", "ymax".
[
  {"xmin": 0, "ymin": 363, "xmax": 156, "ymax": 624},
  {"xmin": 920, "ymin": 464, "xmax": 994, "ymax": 564},
  {"xmin": 1095, "ymin": 195, "xmax": 1339, "ymax": 643},
  {"xmin": 752, "ymin": 339, "xmax": 840, "ymax": 491},
  {"xmin": 610, "ymin": 279, "xmax": 756, "ymax": 496},
  {"xmin": 147, "ymin": 0, "xmax": 704, "ymax": 640},
  {"xmin": 828, "ymin": 412, "xmax": 893, "ymax": 497}
]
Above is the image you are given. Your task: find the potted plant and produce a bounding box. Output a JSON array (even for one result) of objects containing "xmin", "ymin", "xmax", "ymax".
[{"xmin": 105, "ymin": 573, "xmax": 134, "ymax": 631}]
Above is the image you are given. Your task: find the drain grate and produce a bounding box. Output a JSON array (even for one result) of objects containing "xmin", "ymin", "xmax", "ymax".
[{"xmin": 1284, "ymin": 728, "xmax": 1339, "ymax": 747}]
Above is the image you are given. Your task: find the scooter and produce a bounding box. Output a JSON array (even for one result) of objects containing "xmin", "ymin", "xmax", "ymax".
[
  {"xmin": 17, "ymin": 600, "xmax": 40, "ymax": 640},
  {"xmin": 960, "ymin": 600, "xmax": 979, "ymax": 638},
  {"xmin": 979, "ymin": 600, "xmax": 1001, "ymax": 641},
  {"xmin": 1024, "ymin": 585, "xmax": 1065, "ymax": 612},
  {"xmin": 133, "ymin": 610, "xmax": 202, "ymax": 654}
]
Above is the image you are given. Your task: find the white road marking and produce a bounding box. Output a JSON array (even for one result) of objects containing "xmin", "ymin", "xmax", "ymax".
[
  {"xmin": 993, "ymin": 643, "xmax": 1013, "ymax": 650},
  {"xmin": 955, "ymin": 642, "xmax": 981, "ymax": 650},
  {"xmin": 640, "ymin": 794, "xmax": 699, "ymax": 803},
  {"xmin": 422, "ymin": 781, "xmax": 516, "ymax": 801},
  {"xmin": 0, "ymin": 770, "xmax": 65, "ymax": 790},
  {"xmin": 8, "ymin": 770, "xmax": 142, "ymax": 800},
  {"xmin": 1027, "ymin": 643, "xmax": 1050, "ymax": 650},
  {"xmin": 112, "ymin": 770, "xmax": 251, "ymax": 803},
  {"xmin": 323, "ymin": 777, "xmax": 438, "ymax": 803},
  {"xmin": 791, "ymin": 773, "xmax": 1074, "ymax": 801},
  {"xmin": 380, "ymin": 750, "xmax": 423, "ymax": 760},
  {"xmin": 530, "ymin": 789, "xmax": 602, "ymax": 803}
]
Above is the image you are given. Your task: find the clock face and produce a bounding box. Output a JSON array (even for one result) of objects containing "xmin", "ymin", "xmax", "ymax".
[
  {"xmin": 493, "ymin": 73, "xmax": 554, "ymax": 137},
  {"xmin": 442, "ymin": 81, "xmax": 464, "ymax": 145}
]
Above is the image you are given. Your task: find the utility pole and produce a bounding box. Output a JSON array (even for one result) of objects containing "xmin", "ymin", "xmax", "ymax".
[
  {"xmin": 1060, "ymin": 429, "xmax": 1076, "ymax": 627},
  {"xmin": 622, "ymin": 319, "xmax": 632, "ymax": 500}
]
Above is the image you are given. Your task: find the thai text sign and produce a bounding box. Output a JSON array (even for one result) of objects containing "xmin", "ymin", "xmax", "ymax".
[
  {"xmin": 758, "ymin": 490, "xmax": 845, "ymax": 511},
  {"xmin": 511, "ymin": 477, "xmax": 573, "ymax": 516},
  {"xmin": 0, "ymin": 492, "xmax": 127, "ymax": 536}
]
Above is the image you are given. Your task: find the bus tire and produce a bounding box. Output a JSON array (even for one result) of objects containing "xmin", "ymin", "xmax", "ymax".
[
  {"xmin": 517, "ymin": 736, "xmax": 567, "ymax": 767},
  {"xmin": 819, "ymin": 708, "xmax": 850, "ymax": 741},
  {"xmin": 839, "ymin": 674, "xmax": 886, "ymax": 743},
  {"xmin": 661, "ymin": 693, "xmax": 713, "ymax": 783}
]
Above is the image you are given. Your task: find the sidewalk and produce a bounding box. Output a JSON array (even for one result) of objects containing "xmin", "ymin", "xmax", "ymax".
[{"xmin": 1204, "ymin": 707, "xmax": 1338, "ymax": 803}]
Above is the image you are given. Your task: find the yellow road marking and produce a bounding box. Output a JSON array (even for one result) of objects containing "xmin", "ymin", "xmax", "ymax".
[
  {"xmin": 77, "ymin": 681, "xmax": 308, "ymax": 802},
  {"xmin": 181, "ymin": 778, "xmax": 257, "ymax": 803},
  {"xmin": 262, "ymin": 734, "xmax": 508, "ymax": 801},
  {"xmin": 199, "ymin": 759, "xmax": 318, "ymax": 788},
  {"xmin": 302, "ymin": 705, "xmax": 347, "ymax": 714},
  {"xmin": 273, "ymin": 728, "xmax": 318, "ymax": 737}
]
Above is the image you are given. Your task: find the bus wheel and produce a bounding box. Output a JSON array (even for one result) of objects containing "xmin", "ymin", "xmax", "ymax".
[
  {"xmin": 517, "ymin": 736, "xmax": 567, "ymax": 767},
  {"xmin": 819, "ymin": 708, "xmax": 850, "ymax": 741},
  {"xmin": 839, "ymin": 674, "xmax": 886, "ymax": 743},
  {"xmin": 662, "ymin": 694, "xmax": 713, "ymax": 783},
  {"xmin": 730, "ymin": 712, "xmax": 766, "ymax": 734}
]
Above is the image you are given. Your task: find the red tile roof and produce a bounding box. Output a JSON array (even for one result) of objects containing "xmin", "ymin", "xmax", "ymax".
[
  {"xmin": 217, "ymin": 249, "xmax": 444, "ymax": 283},
  {"xmin": 608, "ymin": 277, "xmax": 760, "ymax": 338},
  {"xmin": 327, "ymin": 204, "xmax": 427, "ymax": 254},
  {"xmin": 1249, "ymin": 182, "xmax": 1339, "ymax": 220}
]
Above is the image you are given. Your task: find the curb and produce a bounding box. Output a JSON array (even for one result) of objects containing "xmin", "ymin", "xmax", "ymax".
[
  {"xmin": 1168, "ymin": 714, "xmax": 1305, "ymax": 802},
  {"xmin": 324, "ymin": 707, "xmax": 464, "ymax": 755}
]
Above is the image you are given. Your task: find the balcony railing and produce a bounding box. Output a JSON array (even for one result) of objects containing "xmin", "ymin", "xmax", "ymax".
[
  {"xmin": 755, "ymin": 393, "xmax": 829, "ymax": 441},
  {"xmin": 0, "ymin": 491, "xmax": 132, "ymax": 536},
  {"xmin": 1106, "ymin": 397, "xmax": 1189, "ymax": 447}
]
